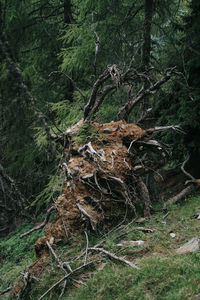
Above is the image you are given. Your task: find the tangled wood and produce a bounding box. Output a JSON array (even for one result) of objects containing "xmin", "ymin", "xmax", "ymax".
[{"xmin": 24, "ymin": 119, "xmax": 183, "ymax": 259}]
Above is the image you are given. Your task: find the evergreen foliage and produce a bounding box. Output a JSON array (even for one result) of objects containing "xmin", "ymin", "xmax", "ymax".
[{"xmin": 1, "ymin": 0, "xmax": 200, "ymax": 221}]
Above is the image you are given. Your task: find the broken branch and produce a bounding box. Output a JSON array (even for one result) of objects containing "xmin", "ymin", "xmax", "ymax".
[
  {"xmin": 20, "ymin": 206, "xmax": 56, "ymax": 238},
  {"xmin": 0, "ymin": 286, "xmax": 12, "ymax": 296},
  {"xmin": 88, "ymin": 247, "xmax": 139, "ymax": 269},
  {"xmin": 118, "ymin": 67, "xmax": 176, "ymax": 120},
  {"xmin": 38, "ymin": 260, "xmax": 97, "ymax": 300}
]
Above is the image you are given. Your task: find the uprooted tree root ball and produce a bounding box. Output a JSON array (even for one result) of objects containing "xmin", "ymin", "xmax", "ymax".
[
  {"xmin": 34, "ymin": 120, "xmax": 171, "ymax": 256},
  {"xmin": 13, "ymin": 119, "xmax": 185, "ymax": 299}
]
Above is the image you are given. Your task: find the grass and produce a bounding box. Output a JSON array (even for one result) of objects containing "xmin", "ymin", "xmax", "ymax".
[
  {"xmin": 64, "ymin": 195, "xmax": 200, "ymax": 300},
  {"xmin": 0, "ymin": 221, "xmax": 44, "ymax": 298},
  {"xmin": 0, "ymin": 195, "xmax": 200, "ymax": 299}
]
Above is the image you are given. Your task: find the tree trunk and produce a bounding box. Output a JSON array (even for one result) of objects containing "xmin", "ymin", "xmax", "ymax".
[
  {"xmin": 64, "ymin": 0, "xmax": 74, "ymax": 24},
  {"xmin": 141, "ymin": 0, "xmax": 153, "ymax": 111}
]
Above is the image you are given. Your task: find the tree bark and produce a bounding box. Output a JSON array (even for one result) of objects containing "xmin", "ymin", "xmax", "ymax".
[
  {"xmin": 142, "ymin": 0, "xmax": 153, "ymax": 111},
  {"xmin": 64, "ymin": 0, "xmax": 74, "ymax": 24},
  {"xmin": 142, "ymin": 0, "xmax": 153, "ymax": 68}
]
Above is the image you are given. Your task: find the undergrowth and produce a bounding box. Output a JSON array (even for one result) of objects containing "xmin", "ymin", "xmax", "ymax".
[
  {"xmin": 0, "ymin": 222, "xmax": 44, "ymax": 296},
  {"xmin": 0, "ymin": 196, "xmax": 200, "ymax": 299}
]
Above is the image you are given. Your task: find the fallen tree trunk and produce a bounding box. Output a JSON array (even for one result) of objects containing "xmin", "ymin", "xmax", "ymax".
[{"xmin": 164, "ymin": 184, "xmax": 198, "ymax": 208}]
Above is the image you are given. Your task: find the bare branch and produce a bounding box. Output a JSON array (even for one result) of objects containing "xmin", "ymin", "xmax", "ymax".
[
  {"xmin": 0, "ymin": 287, "xmax": 12, "ymax": 296},
  {"xmin": 84, "ymin": 69, "xmax": 110, "ymax": 120},
  {"xmin": 164, "ymin": 185, "xmax": 197, "ymax": 208},
  {"xmin": 89, "ymin": 247, "xmax": 139, "ymax": 269},
  {"xmin": 180, "ymin": 155, "xmax": 195, "ymax": 183},
  {"xmin": 38, "ymin": 261, "xmax": 96, "ymax": 300},
  {"xmin": 46, "ymin": 240, "xmax": 67, "ymax": 273},
  {"xmin": 118, "ymin": 67, "xmax": 176, "ymax": 120},
  {"xmin": 86, "ymin": 84, "xmax": 116, "ymax": 120},
  {"xmin": 20, "ymin": 206, "xmax": 56, "ymax": 238},
  {"xmin": 84, "ymin": 231, "xmax": 89, "ymax": 265},
  {"xmin": 146, "ymin": 124, "xmax": 185, "ymax": 134}
]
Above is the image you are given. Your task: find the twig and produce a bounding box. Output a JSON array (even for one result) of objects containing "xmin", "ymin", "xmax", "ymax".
[
  {"xmin": 146, "ymin": 125, "xmax": 185, "ymax": 135},
  {"xmin": 0, "ymin": 286, "xmax": 12, "ymax": 296},
  {"xmin": 46, "ymin": 241, "xmax": 66, "ymax": 273},
  {"xmin": 38, "ymin": 260, "xmax": 97, "ymax": 300},
  {"xmin": 84, "ymin": 231, "xmax": 89, "ymax": 265},
  {"xmin": 58, "ymin": 280, "xmax": 67, "ymax": 300},
  {"xmin": 88, "ymin": 247, "xmax": 139, "ymax": 269},
  {"xmin": 118, "ymin": 67, "xmax": 177, "ymax": 120},
  {"xmin": 20, "ymin": 206, "xmax": 56, "ymax": 238},
  {"xmin": 17, "ymin": 271, "xmax": 30, "ymax": 300},
  {"xmin": 180, "ymin": 155, "xmax": 195, "ymax": 183}
]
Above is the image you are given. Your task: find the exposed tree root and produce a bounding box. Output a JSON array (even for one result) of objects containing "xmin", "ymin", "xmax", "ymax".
[{"xmin": 20, "ymin": 206, "xmax": 56, "ymax": 238}]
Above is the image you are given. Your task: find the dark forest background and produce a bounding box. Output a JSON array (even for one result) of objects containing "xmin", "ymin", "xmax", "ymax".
[{"xmin": 1, "ymin": 0, "xmax": 200, "ymax": 227}]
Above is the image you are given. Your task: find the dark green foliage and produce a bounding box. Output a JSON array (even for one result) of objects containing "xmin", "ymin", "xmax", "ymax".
[
  {"xmin": 1, "ymin": 0, "xmax": 200, "ymax": 219},
  {"xmin": 72, "ymin": 122, "xmax": 99, "ymax": 145},
  {"xmin": 153, "ymin": 0, "xmax": 200, "ymax": 163}
]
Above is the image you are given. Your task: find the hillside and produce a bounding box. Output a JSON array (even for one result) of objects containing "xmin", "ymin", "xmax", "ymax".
[
  {"xmin": 0, "ymin": 194, "xmax": 200, "ymax": 299},
  {"xmin": 1, "ymin": 1, "xmax": 200, "ymax": 299}
]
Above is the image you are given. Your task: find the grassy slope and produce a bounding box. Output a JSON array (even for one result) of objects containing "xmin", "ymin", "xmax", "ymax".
[{"xmin": 0, "ymin": 196, "xmax": 200, "ymax": 299}]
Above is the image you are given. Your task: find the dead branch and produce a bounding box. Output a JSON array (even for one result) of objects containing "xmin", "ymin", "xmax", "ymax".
[
  {"xmin": 38, "ymin": 260, "xmax": 97, "ymax": 300},
  {"xmin": 84, "ymin": 231, "xmax": 89, "ymax": 265},
  {"xmin": 20, "ymin": 206, "xmax": 56, "ymax": 238},
  {"xmin": 58, "ymin": 280, "xmax": 67, "ymax": 300},
  {"xmin": 118, "ymin": 67, "xmax": 176, "ymax": 120},
  {"xmin": 46, "ymin": 240, "xmax": 67, "ymax": 273},
  {"xmin": 85, "ymin": 84, "xmax": 116, "ymax": 120},
  {"xmin": 17, "ymin": 271, "xmax": 30, "ymax": 300},
  {"xmin": 164, "ymin": 184, "xmax": 197, "ymax": 208},
  {"xmin": 136, "ymin": 108, "xmax": 152, "ymax": 125},
  {"xmin": 146, "ymin": 124, "xmax": 185, "ymax": 135},
  {"xmin": 88, "ymin": 247, "xmax": 139, "ymax": 269},
  {"xmin": 180, "ymin": 155, "xmax": 195, "ymax": 184},
  {"xmin": 92, "ymin": 12, "xmax": 100, "ymax": 77},
  {"xmin": 0, "ymin": 286, "xmax": 12, "ymax": 296},
  {"xmin": 84, "ymin": 69, "xmax": 110, "ymax": 120},
  {"xmin": 46, "ymin": 239, "xmax": 80, "ymax": 297}
]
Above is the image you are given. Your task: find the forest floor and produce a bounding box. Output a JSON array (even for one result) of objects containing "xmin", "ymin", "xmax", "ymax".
[{"xmin": 0, "ymin": 194, "xmax": 200, "ymax": 299}]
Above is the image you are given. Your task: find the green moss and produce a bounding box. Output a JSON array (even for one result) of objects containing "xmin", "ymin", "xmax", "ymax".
[{"xmin": 0, "ymin": 221, "xmax": 43, "ymax": 292}]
